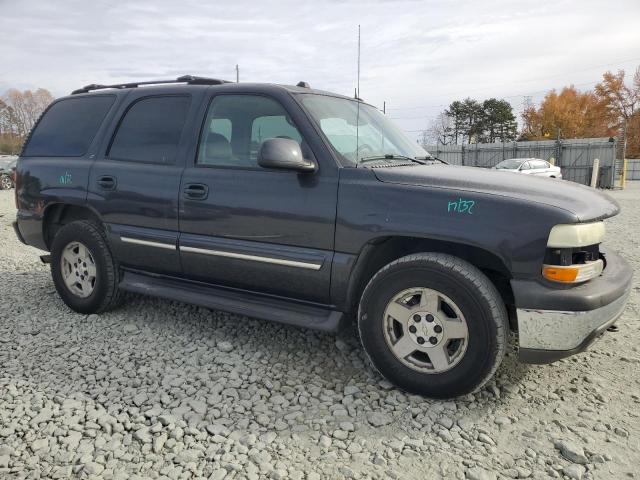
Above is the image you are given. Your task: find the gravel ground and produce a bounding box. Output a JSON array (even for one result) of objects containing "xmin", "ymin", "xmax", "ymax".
[{"xmin": 1, "ymin": 184, "xmax": 639, "ymax": 480}]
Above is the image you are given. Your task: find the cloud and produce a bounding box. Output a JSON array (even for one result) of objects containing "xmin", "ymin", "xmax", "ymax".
[{"xmin": 1, "ymin": 0, "xmax": 639, "ymax": 140}]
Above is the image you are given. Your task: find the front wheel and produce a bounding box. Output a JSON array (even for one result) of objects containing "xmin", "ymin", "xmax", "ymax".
[{"xmin": 358, "ymin": 253, "xmax": 508, "ymax": 398}]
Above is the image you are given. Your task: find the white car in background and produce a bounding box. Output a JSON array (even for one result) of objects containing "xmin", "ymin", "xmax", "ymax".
[{"xmin": 494, "ymin": 158, "xmax": 562, "ymax": 178}]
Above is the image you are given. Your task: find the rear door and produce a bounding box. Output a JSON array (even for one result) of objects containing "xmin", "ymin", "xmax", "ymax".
[
  {"xmin": 530, "ymin": 159, "xmax": 551, "ymax": 176},
  {"xmin": 88, "ymin": 88, "xmax": 204, "ymax": 275},
  {"xmin": 178, "ymin": 91, "xmax": 339, "ymax": 303}
]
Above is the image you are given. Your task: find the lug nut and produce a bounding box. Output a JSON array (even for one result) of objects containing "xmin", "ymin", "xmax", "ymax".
[
  {"xmin": 429, "ymin": 336, "xmax": 438, "ymax": 345},
  {"xmin": 434, "ymin": 325, "xmax": 443, "ymax": 333},
  {"xmin": 426, "ymin": 314, "xmax": 434, "ymax": 322},
  {"xmin": 409, "ymin": 325, "xmax": 417, "ymax": 333},
  {"xmin": 417, "ymin": 337, "xmax": 425, "ymax": 345},
  {"xmin": 413, "ymin": 314, "xmax": 421, "ymax": 322}
]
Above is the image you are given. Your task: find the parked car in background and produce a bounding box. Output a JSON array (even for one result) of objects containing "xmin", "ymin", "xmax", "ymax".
[
  {"xmin": 0, "ymin": 156, "xmax": 18, "ymax": 190},
  {"xmin": 494, "ymin": 158, "xmax": 562, "ymax": 178}
]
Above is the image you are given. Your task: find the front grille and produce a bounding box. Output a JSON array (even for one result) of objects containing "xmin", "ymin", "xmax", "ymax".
[{"xmin": 544, "ymin": 244, "xmax": 600, "ymax": 267}]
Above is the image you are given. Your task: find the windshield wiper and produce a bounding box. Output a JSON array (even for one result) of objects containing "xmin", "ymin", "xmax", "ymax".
[
  {"xmin": 415, "ymin": 155, "xmax": 448, "ymax": 165},
  {"xmin": 359, "ymin": 154, "xmax": 426, "ymax": 166}
]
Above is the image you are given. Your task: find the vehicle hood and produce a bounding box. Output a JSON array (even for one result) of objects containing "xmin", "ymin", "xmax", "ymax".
[{"xmin": 372, "ymin": 164, "xmax": 619, "ymax": 222}]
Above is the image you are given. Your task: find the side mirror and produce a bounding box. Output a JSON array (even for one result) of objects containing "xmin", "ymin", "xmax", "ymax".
[{"xmin": 258, "ymin": 138, "xmax": 317, "ymax": 173}]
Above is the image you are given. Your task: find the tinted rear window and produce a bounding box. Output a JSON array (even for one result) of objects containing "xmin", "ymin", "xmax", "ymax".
[
  {"xmin": 22, "ymin": 96, "xmax": 115, "ymax": 157},
  {"xmin": 108, "ymin": 96, "xmax": 190, "ymax": 164}
]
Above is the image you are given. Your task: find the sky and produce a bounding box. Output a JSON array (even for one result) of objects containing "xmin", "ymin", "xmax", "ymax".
[{"xmin": 1, "ymin": 0, "xmax": 639, "ymax": 142}]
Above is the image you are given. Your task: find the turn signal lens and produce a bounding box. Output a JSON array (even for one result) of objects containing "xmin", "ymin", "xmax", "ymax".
[
  {"xmin": 542, "ymin": 260, "xmax": 603, "ymax": 284},
  {"xmin": 542, "ymin": 266, "xmax": 578, "ymax": 283}
]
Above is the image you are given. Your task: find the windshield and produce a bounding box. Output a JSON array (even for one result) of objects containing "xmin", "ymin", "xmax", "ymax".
[
  {"xmin": 298, "ymin": 94, "xmax": 428, "ymax": 165},
  {"xmin": 496, "ymin": 159, "xmax": 523, "ymax": 169}
]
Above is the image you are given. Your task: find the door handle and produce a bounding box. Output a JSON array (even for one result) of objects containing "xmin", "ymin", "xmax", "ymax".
[
  {"xmin": 97, "ymin": 175, "xmax": 117, "ymax": 190},
  {"xmin": 183, "ymin": 183, "xmax": 209, "ymax": 200}
]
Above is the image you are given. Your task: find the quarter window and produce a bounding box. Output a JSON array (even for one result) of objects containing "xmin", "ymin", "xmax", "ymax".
[
  {"xmin": 22, "ymin": 95, "xmax": 115, "ymax": 157},
  {"xmin": 109, "ymin": 96, "xmax": 190, "ymax": 164},
  {"xmin": 197, "ymin": 95, "xmax": 304, "ymax": 168}
]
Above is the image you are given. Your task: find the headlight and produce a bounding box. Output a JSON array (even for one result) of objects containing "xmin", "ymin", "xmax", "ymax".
[
  {"xmin": 547, "ymin": 222, "xmax": 605, "ymax": 248},
  {"xmin": 543, "ymin": 222, "xmax": 605, "ymax": 283}
]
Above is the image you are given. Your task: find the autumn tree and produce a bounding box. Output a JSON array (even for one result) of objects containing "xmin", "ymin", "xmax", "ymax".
[
  {"xmin": 595, "ymin": 68, "xmax": 640, "ymax": 158},
  {"xmin": 519, "ymin": 86, "xmax": 613, "ymax": 140},
  {"xmin": 0, "ymin": 88, "xmax": 54, "ymax": 154}
]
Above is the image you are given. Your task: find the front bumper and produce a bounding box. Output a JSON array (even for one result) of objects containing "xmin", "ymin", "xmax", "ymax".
[{"xmin": 512, "ymin": 248, "xmax": 633, "ymax": 364}]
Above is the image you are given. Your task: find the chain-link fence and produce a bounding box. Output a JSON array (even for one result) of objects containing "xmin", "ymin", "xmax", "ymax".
[
  {"xmin": 424, "ymin": 138, "xmax": 618, "ymax": 188},
  {"xmin": 626, "ymin": 159, "xmax": 640, "ymax": 180}
]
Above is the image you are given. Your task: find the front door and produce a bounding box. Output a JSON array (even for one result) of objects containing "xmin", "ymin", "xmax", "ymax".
[
  {"xmin": 178, "ymin": 92, "xmax": 338, "ymax": 303},
  {"xmin": 88, "ymin": 89, "xmax": 203, "ymax": 275}
]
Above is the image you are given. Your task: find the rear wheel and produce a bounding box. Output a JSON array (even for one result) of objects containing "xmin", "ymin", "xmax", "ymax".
[
  {"xmin": 50, "ymin": 220, "xmax": 123, "ymax": 313},
  {"xmin": 0, "ymin": 174, "xmax": 13, "ymax": 190},
  {"xmin": 358, "ymin": 253, "xmax": 508, "ymax": 398}
]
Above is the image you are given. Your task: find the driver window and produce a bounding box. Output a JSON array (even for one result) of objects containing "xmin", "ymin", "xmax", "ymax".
[{"xmin": 197, "ymin": 95, "xmax": 304, "ymax": 168}]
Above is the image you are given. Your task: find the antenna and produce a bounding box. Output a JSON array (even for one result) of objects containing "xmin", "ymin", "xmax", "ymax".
[
  {"xmin": 355, "ymin": 24, "xmax": 361, "ymax": 165},
  {"xmin": 236, "ymin": 64, "xmax": 239, "ymax": 83},
  {"xmin": 357, "ymin": 24, "xmax": 361, "ymax": 98}
]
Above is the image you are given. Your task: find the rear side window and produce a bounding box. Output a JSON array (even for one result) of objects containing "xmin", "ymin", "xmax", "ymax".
[
  {"xmin": 22, "ymin": 96, "xmax": 115, "ymax": 157},
  {"xmin": 109, "ymin": 96, "xmax": 190, "ymax": 164}
]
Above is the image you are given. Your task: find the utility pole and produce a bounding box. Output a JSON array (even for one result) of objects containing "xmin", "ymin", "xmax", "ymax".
[
  {"xmin": 235, "ymin": 64, "xmax": 239, "ymax": 83},
  {"xmin": 383, "ymin": 101, "xmax": 386, "ymax": 114}
]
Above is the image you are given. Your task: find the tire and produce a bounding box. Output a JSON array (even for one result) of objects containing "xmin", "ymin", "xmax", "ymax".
[
  {"xmin": 50, "ymin": 220, "xmax": 123, "ymax": 314},
  {"xmin": 358, "ymin": 253, "xmax": 508, "ymax": 398},
  {"xmin": 0, "ymin": 174, "xmax": 13, "ymax": 190}
]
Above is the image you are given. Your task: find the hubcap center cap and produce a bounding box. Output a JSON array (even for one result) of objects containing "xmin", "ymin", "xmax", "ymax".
[{"xmin": 407, "ymin": 311, "xmax": 444, "ymax": 346}]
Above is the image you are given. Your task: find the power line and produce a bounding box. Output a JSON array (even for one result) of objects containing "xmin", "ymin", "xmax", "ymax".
[
  {"xmin": 386, "ymin": 56, "xmax": 640, "ymax": 113},
  {"xmin": 387, "ymin": 78, "xmax": 612, "ymax": 121}
]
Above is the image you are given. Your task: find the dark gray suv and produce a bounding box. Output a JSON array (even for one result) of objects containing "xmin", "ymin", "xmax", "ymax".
[{"xmin": 13, "ymin": 76, "xmax": 632, "ymax": 398}]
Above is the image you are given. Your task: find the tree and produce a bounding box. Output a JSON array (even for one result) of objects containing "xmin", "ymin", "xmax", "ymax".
[
  {"xmin": 423, "ymin": 112, "xmax": 454, "ymax": 146},
  {"xmin": 481, "ymin": 98, "xmax": 517, "ymax": 143},
  {"xmin": 519, "ymin": 86, "xmax": 613, "ymax": 140},
  {"xmin": 0, "ymin": 88, "xmax": 54, "ymax": 154},
  {"xmin": 432, "ymin": 97, "xmax": 517, "ymax": 145},
  {"xmin": 595, "ymin": 68, "xmax": 640, "ymax": 158},
  {"xmin": 445, "ymin": 98, "xmax": 485, "ymax": 144}
]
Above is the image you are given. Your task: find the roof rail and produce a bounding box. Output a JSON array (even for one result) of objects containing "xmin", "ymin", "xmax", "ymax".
[{"xmin": 71, "ymin": 75, "xmax": 231, "ymax": 95}]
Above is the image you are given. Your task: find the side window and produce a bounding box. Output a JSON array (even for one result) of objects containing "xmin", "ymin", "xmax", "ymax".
[
  {"xmin": 536, "ymin": 160, "xmax": 549, "ymax": 169},
  {"xmin": 250, "ymin": 115, "xmax": 302, "ymax": 162},
  {"xmin": 521, "ymin": 161, "xmax": 532, "ymax": 170},
  {"xmin": 109, "ymin": 96, "xmax": 190, "ymax": 164},
  {"xmin": 210, "ymin": 119, "xmax": 232, "ymax": 142},
  {"xmin": 197, "ymin": 95, "xmax": 304, "ymax": 168},
  {"xmin": 22, "ymin": 95, "xmax": 115, "ymax": 157}
]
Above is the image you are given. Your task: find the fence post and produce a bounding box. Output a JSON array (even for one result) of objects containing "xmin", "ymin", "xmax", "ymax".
[
  {"xmin": 621, "ymin": 158, "xmax": 627, "ymax": 189},
  {"xmin": 590, "ymin": 158, "xmax": 600, "ymax": 188}
]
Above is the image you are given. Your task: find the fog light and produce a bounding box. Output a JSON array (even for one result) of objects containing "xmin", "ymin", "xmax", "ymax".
[{"xmin": 542, "ymin": 259, "xmax": 603, "ymax": 283}]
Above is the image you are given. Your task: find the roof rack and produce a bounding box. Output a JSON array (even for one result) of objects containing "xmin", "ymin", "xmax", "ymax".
[{"xmin": 71, "ymin": 75, "xmax": 231, "ymax": 95}]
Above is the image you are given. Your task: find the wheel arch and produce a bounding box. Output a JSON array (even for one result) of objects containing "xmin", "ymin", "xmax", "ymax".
[
  {"xmin": 43, "ymin": 202, "xmax": 104, "ymax": 250},
  {"xmin": 345, "ymin": 236, "xmax": 515, "ymax": 326}
]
